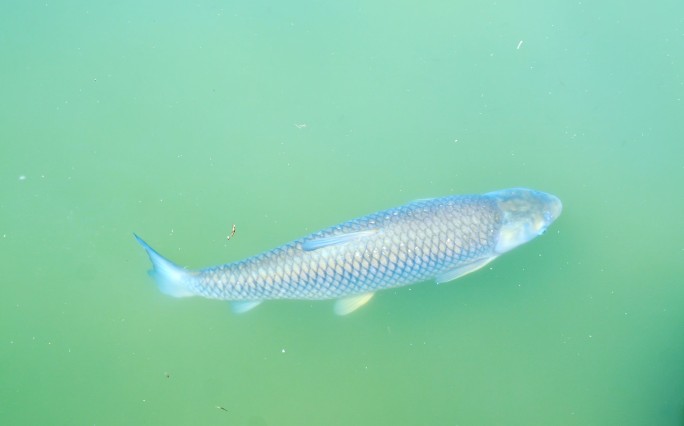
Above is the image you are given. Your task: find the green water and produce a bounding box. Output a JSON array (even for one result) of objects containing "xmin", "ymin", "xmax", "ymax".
[{"xmin": 2, "ymin": 1, "xmax": 683, "ymax": 425}]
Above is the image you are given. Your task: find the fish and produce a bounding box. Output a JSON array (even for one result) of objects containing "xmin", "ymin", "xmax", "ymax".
[{"xmin": 135, "ymin": 188, "xmax": 562, "ymax": 315}]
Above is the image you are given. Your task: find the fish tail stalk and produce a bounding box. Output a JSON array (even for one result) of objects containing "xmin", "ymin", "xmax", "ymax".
[{"xmin": 134, "ymin": 234, "xmax": 195, "ymax": 297}]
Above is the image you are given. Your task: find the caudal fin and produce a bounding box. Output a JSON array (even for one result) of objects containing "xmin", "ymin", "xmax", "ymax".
[{"xmin": 134, "ymin": 234, "xmax": 195, "ymax": 297}]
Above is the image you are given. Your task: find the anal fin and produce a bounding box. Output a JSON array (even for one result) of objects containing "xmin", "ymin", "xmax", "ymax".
[
  {"xmin": 334, "ymin": 293, "xmax": 374, "ymax": 315},
  {"xmin": 231, "ymin": 300, "xmax": 262, "ymax": 314}
]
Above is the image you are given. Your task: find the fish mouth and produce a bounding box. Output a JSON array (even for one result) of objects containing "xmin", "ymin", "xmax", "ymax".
[{"xmin": 543, "ymin": 193, "xmax": 563, "ymax": 227}]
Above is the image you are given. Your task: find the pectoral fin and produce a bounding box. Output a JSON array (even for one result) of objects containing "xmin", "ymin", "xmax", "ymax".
[
  {"xmin": 302, "ymin": 229, "xmax": 378, "ymax": 251},
  {"xmin": 434, "ymin": 257, "xmax": 496, "ymax": 284},
  {"xmin": 334, "ymin": 292, "xmax": 375, "ymax": 315}
]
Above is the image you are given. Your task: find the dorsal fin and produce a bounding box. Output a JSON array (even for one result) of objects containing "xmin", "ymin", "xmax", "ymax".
[{"xmin": 302, "ymin": 229, "xmax": 378, "ymax": 251}]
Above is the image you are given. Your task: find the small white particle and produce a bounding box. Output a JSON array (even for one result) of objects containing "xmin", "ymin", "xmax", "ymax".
[
  {"xmin": 281, "ymin": 348, "xmax": 286, "ymax": 353},
  {"xmin": 516, "ymin": 40, "xmax": 524, "ymax": 50},
  {"xmin": 18, "ymin": 175, "xmax": 26, "ymax": 181}
]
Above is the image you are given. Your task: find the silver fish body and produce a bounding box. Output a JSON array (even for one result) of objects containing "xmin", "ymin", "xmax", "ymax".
[{"xmin": 135, "ymin": 188, "xmax": 562, "ymax": 314}]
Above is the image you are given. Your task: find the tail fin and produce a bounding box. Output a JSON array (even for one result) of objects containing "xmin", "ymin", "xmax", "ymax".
[{"xmin": 134, "ymin": 234, "xmax": 195, "ymax": 297}]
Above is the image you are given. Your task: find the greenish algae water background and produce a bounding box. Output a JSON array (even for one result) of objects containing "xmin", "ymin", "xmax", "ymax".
[{"xmin": 1, "ymin": 1, "xmax": 683, "ymax": 425}]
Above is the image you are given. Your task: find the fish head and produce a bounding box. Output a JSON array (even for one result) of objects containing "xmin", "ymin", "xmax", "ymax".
[{"xmin": 486, "ymin": 188, "xmax": 563, "ymax": 254}]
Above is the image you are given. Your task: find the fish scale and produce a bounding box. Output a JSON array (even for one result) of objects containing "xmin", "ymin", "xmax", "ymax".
[
  {"xmin": 135, "ymin": 188, "xmax": 562, "ymax": 314},
  {"xmin": 193, "ymin": 196, "xmax": 499, "ymax": 300}
]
